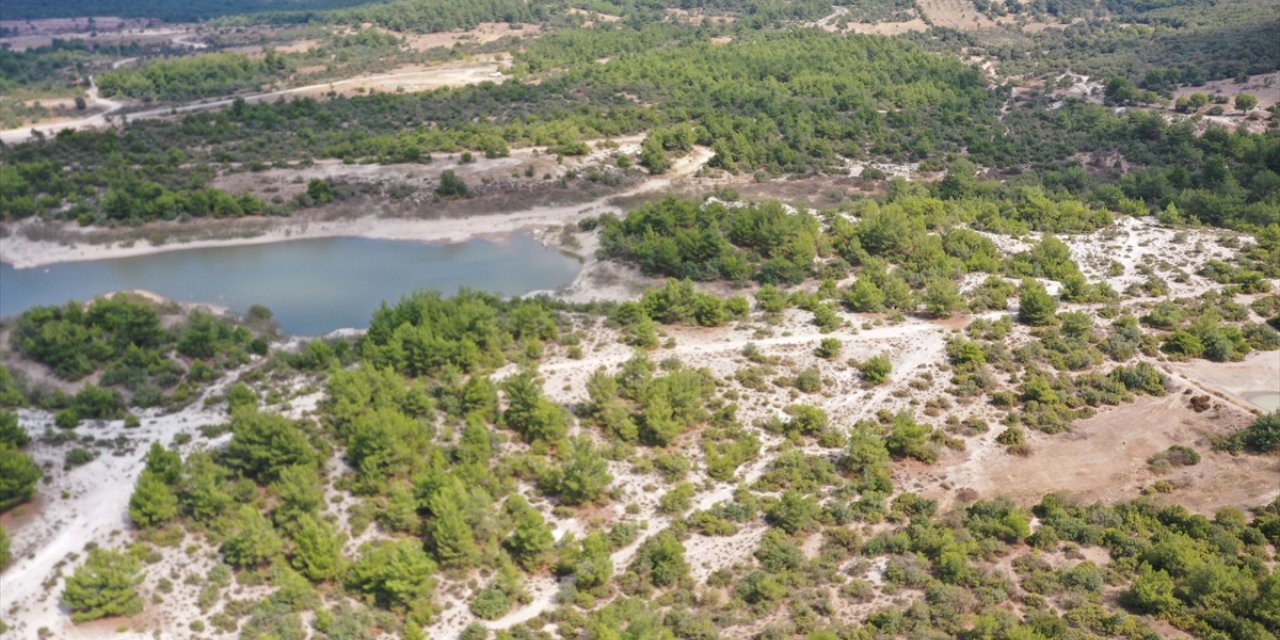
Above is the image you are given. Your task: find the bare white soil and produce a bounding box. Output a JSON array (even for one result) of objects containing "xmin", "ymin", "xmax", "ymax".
[{"xmin": 0, "ymin": 382, "xmax": 240, "ymax": 638}]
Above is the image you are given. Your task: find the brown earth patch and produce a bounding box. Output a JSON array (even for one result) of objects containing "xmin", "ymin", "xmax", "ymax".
[
  {"xmin": 1172, "ymin": 71, "xmax": 1280, "ymax": 110},
  {"xmin": 376, "ymin": 22, "xmax": 542, "ymax": 52},
  {"xmin": 933, "ymin": 391, "xmax": 1278, "ymax": 514}
]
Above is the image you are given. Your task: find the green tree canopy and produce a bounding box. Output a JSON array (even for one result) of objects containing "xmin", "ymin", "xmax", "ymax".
[
  {"xmin": 221, "ymin": 505, "xmax": 285, "ymax": 568},
  {"xmin": 224, "ymin": 410, "xmax": 317, "ymax": 482},
  {"xmin": 1018, "ymin": 279, "xmax": 1059, "ymax": 326},
  {"xmin": 128, "ymin": 470, "xmax": 179, "ymax": 529},
  {"xmin": 557, "ymin": 436, "xmax": 612, "ymax": 506},
  {"xmin": 290, "ymin": 513, "xmax": 344, "ymax": 582},
  {"xmin": 346, "ymin": 539, "xmax": 437, "ymax": 623},
  {"xmin": 62, "ymin": 548, "xmax": 144, "ymax": 623},
  {"xmin": 0, "ymin": 446, "xmax": 41, "ymax": 512}
]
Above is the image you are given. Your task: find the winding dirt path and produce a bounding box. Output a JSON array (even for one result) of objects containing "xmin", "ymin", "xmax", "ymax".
[{"xmin": 0, "ymin": 60, "xmax": 503, "ymax": 145}]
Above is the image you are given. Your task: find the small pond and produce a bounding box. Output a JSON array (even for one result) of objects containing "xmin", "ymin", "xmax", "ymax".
[
  {"xmin": 0, "ymin": 235, "xmax": 581, "ymax": 336},
  {"xmin": 1244, "ymin": 392, "xmax": 1280, "ymax": 412}
]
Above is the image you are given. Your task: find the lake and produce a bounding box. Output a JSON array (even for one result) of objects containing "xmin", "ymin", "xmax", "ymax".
[{"xmin": 0, "ymin": 235, "xmax": 582, "ymax": 336}]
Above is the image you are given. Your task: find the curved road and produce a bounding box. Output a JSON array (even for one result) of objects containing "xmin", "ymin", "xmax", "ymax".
[
  {"xmin": 0, "ymin": 78, "xmax": 127, "ymax": 145},
  {"xmin": 1, "ymin": 61, "xmax": 501, "ymax": 145}
]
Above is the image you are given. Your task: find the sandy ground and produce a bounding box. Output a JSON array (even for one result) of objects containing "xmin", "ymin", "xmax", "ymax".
[
  {"xmin": 936, "ymin": 386, "xmax": 1277, "ymax": 514},
  {"xmin": 285, "ymin": 55, "xmax": 510, "ymax": 98},
  {"xmin": 0, "ymin": 378, "xmax": 244, "ymax": 638},
  {"xmin": 386, "ymin": 22, "xmax": 541, "ymax": 51},
  {"xmin": 808, "ymin": 6, "xmax": 929, "ymax": 36},
  {"xmin": 1061, "ymin": 215, "xmax": 1246, "ymax": 299},
  {"xmin": 1, "ymin": 140, "xmax": 1277, "ymax": 637},
  {"xmin": 0, "ymin": 17, "xmax": 137, "ymax": 35},
  {"xmin": 1042, "ymin": 71, "xmax": 1275, "ymax": 134},
  {"xmin": 844, "ymin": 18, "xmax": 931, "ymax": 35},
  {"xmin": 917, "ymin": 0, "xmax": 1001, "ymax": 30},
  {"xmin": 928, "ymin": 214, "xmax": 1279, "ymax": 514},
  {"xmin": 1018, "ymin": 16, "xmax": 1085, "ymax": 32},
  {"xmin": 5, "ymin": 296, "xmax": 1272, "ymax": 637},
  {"xmin": 0, "ymin": 203, "xmax": 576, "ymax": 267},
  {"xmin": 1170, "ymin": 349, "xmax": 1280, "ymax": 409},
  {"xmin": 914, "ymin": 0, "xmax": 1079, "ymax": 32},
  {"xmin": 0, "ymin": 358, "xmax": 333, "ymax": 639},
  {"xmin": 0, "ymin": 79, "xmax": 123, "ymax": 138}
]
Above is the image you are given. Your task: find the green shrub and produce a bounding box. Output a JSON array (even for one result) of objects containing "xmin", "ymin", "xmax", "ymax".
[
  {"xmin": 816, "ymin": 338, "xmax": 842, "ymax": 359},
  {"xmin": 469, "ymin": 586, "xmax": 512, "ymax": 620},
  {"xmin": 0, "ymin": 525, "xmax": 10, "ymax": 568},
  {"xmin": 435, "ymin": 170, "xmax": 472, "ymax": 198},
  {"xmin": 859, "ymin": 355, "xmax": 892, "ymax": 385},
  {"xmin": 55, "ymin": 408, "xmax": 80, "ymax": 430},
  {"xmin": 1018, "ymin": 279, "xmax": 1058, "ymax": 326},
  {"xmin": 1218, "ymin": 411, "xmax": 1280, "ymax": 453},
  {"xmin": 794, "ymin": 366, "xmax": 824, "ymax": 392},
  {"xmin": 63, "ymin": 447, "xmax": 96, "ymax": 470}
]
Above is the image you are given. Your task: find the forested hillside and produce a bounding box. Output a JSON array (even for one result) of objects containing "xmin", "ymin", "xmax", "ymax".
[
  {"xmin": 4, "ymin": 24, "xmax": 1276, "ymax": 228},
  {"xmin": 0, "ymin": 0, "xmax": 375, "ymax": 22},
  {"xmin": 3, "ymin": 277, "xmax": 1275, "ymax": 639},
  {"xmin": 979, "ymin": 0, "xmax": 1280, "ymax": 85},
  {"xmin": 1, "ymin": 2, "xmax": 1278, "ymax": 639}
]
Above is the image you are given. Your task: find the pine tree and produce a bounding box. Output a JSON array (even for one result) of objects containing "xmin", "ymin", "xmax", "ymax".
[
  {"xmin": 181, "ymin": 452, "xmax": 232, "ymax": 524},
  {"xmin": 845, "ymin": 422, "xmax": 892, "ymax": 494},
  {"xmin": 62, "ymin": 548, "xmax": 144, "ymax": 622},
  {"xmin": 435, "ymin": 170, "xmax": 472, "ymax": 199},
  {"xmin": 426, "ymin": 487, "xmax": 479, "ymax": 568},
  {"xmin": 0, "ymin": 411, "xmax": 30, "ymax": 447},
  {"xmin": 225, "ymin": 410, "xmax": 317, "ymax": 482},
  {"xmin": 631, "ymin": 530, "xmax": 688, "ymax": 587},
  {"xmin": 502, "ymin": 373, "xmax": 566, "ymax": 444},
  {"xmin": 128, "ymin": 470, "xmax": 178, "ymax": 528},
  {"xmin": 1018, "ymin": 278, "xmax": 1058, "ymax": 326},
  {"xmin": 844, "ymin": 278, "xmax": 885, "ymax": 312},
  {"xmin": 290, "ymin": 513, "xmax": 343, "ymax": 582},
  {"xmin": 558, "ymin": 437, "xmax": 611, "ymax": 506},
  {"xmin": 924, "ymin": 278, "xmax": 962, "ymax": 318},
  {"xmin": 221, "ymin": 505, "xmax": 284, "ymax": 568},
  {"xmin": 640, "ymin": 392, "xmax": 681, "ymax": 446},
  {"xmin": 505, "ymin": 496, "xmax": 554, "ymax": 570},
  {"xmin": 143, "ymin": 442, "xmax": 183, "ymax": 484},
  {"xmin": 566, "ymin": 532, "xmax": 612, "ymax": 592},
  {"xmin": 271, "ymin": 464, "xmax": 323, "ymax": 528},
  {"xmin": 346, "ymin": 539, "xmax": 437, "ymax": 622},
  {"xmin": 0, "ymin": 447, "xmax": 41, "ymax": 512}
]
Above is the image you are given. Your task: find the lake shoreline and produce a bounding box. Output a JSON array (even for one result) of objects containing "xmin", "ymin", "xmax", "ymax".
[
  {"xmin": 1, "ymin": 234, "xmax": 585, "ymax": 336},
  {"xmin": 0, "ymin": 146, "xmax": 717, "ymax": 271},
  {"xmin": 0, "ymin": 206, "xmax": 593, "ymax": 271}
]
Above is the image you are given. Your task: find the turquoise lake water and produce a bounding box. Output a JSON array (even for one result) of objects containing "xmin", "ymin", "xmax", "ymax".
[{"xmin": 0, "ymin": 235, "xmax": 581, "ymax": 336}]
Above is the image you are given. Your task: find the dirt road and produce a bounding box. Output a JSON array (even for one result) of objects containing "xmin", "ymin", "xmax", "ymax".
[{"xmin": 0, "ymin": 60, "xmax": 504, "ymax": 145}]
